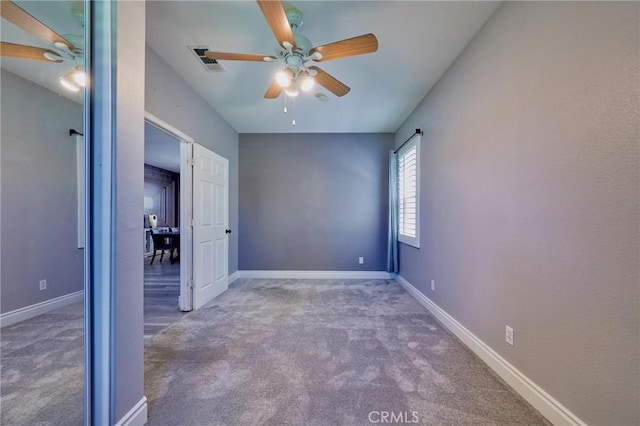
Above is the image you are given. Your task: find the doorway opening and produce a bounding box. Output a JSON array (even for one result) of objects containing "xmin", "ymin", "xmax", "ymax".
[
  {"xmin": 143, "ymin": 112, "xmax": 231, "ymax": 323},
  {"xmin": 143, "ymin": 114, "xmax": 194, "ymax": 342}
]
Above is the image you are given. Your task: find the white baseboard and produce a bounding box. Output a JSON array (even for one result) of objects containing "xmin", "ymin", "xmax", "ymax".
[
  {"xmin": 115, "ymin": 396, "xmax": 147, "ymax": 426},
  {"xmin": 228, "ymin": 271, "xmax": 240, "ymax": 284},
  {"xmin": 0, "ymin": 290, "xmax": 84, "ymax": 328},
  {"xmin": 395, "ymin": 275, "xmax": 585, "ymax": 426},
  {"xmin": 237, "ymin": 270, "xmax": 395, "ymax": 280}
]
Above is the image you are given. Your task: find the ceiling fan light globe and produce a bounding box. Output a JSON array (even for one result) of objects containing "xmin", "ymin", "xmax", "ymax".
[
  {"xmin": 276, "ymin": 70, "xmax": 292, "ymax": 88},
  {"xmin": 60, "ymin": 76, "xmax": 80, "ymax": 92},
  {"xmin": 285, "ymin": 87, "xmax": 299, "ymax": 97},
  {"xmin": 300, "ymin": 76, "xmax": 314, "ymax": 92},
  {"xmin": 72, "ymin": 70, "xmax": 86, "ymax": 87}
]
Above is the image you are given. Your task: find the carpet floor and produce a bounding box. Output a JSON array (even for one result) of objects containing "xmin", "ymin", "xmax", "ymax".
[
  {"xmin": 0, "ymin": 302, "xmax": 84, "ymax": 425},
  {"xmin": 145, "ymin": 278, "xmax": 549, "ymax": 426},
  {"xmin": 0, "ymin": 258, "xmax": 183, "ymax": 425}
]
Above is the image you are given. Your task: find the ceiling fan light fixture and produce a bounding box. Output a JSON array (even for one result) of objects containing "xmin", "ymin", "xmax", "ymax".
[
  {"xmin": 60, "ymin": 74, "xmax": 80, "ymax": 92},
  {"xmin": 284, "ymin": 86, "xmax": 299, "ymax": 97},
  {"xmin": 300, "ymin": 74, "xmax": 314, "ymax": 92},
  {"xmin": 276, "ymin": 69, "xmax": 292, "ymax": 87},
  {"xmin": 72, "ymin": 69, "xmax": 86, "ymax": 87}
]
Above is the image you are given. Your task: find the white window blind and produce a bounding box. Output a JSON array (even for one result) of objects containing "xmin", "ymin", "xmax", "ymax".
[{"xmin": 398, "ymin": 134, "xmax": 420, "ymax": 248}]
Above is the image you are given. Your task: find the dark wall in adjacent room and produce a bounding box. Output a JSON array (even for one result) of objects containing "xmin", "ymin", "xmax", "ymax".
[{"xmin": 144, "ymin": 164, "xmax": 179, "ymax": 228}]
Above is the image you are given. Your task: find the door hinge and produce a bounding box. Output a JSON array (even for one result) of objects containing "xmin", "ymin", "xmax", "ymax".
[
  {"xmin": 187, "ymin": 157, "xmax": 195, "ymax": 166},
  {"xmin": 188, "ymin": 280, "xmax": 194, "ymax": 289},
  {"xmin": 190, "ymin": 218, "xmax": 195, "ymax": 227}
]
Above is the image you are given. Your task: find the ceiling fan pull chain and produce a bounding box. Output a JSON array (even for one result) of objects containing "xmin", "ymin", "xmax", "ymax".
[{"xmin": 292, "ymin": 96, "xmax": 296, "ymax": 127}]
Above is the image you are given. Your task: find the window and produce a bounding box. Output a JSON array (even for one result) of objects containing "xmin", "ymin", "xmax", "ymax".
[{"xmin": 397, "ymin": 134, "xmax": 420, "ymax": 248}]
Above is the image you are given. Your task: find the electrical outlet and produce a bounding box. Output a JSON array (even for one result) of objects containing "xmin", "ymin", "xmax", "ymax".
[
  {"xmin": 39, "ymin": 279, "xmax": 47, "ymax": 291},
  {"xmin": 431, "ymin": 279, "xmax": 435, "ymax": 291},
  {"xmin": 505, "ymin": 325, "xmax": 514, "ymax": 346},
  {"xmin": 358, "ymin": 257, "xmax": 364, "ymax": 264}
]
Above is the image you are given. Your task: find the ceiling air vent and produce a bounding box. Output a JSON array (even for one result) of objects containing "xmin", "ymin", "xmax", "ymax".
[
  {"xmin": 315, "ymin": 93, "xmax": 329, "ymax": 103},
  {"xmin": 189, "ymin": 46, "xmax": 226, "ymax": 73}
]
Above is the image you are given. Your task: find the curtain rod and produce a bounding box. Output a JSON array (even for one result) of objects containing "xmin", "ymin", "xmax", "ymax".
[
  {"xmin": 394, "ymin": 129, "xmax": 423, "ymax": 154},
  {"xmin": 69, "ymin": 129, "xmax": 84, "ymax": 136}
]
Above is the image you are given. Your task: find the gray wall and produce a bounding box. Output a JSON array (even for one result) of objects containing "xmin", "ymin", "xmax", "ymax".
[
  {"xmin": 0, "ymin": 69, "xmax": 83, "ymax": 314},
  {"xmin": 113, "ymin": 1, "xmax": 146, "ymax": 421},
  {"xmin": 145, "ymin": 46, "xmax": 239, "ymax": 274},
  {"xmin": 239, "ymin": 133, "xmax": 393, "ymax": 271},
  {"xmin": 395, "ymin": 2, "xmax": 639, "ymax": 425},
  {"xmin": 108, "ymin": 16, "xmax": 240, "ymax": 420}
]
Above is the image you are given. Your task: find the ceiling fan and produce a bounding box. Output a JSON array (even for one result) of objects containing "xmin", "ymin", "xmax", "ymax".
[
  {"xmin": 205, "ymin": 0, "xmax": 378, "ymax": 99},
  {"xmin": 0, "ymin": 1, "xmax": 85, "ymax": 92}
]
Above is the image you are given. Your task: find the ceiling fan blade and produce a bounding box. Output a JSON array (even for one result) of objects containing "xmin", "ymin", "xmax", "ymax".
[
  {"xmin": 308, "ymin": 66, "xmax": 350, "ymax": 97},
  {"xmin": 0, "ymin": 1, "xmax": 74, "ymax": 50},
  {"xmin": 309, "ymin": 33, "xmax": 378, "ymax": 62},
  {"xmin": 264, "ymin": 79, "xmax": 282, "ymax": 99},
  {"xmin": 205, "ymin": 51, "xmax": 275, "ymax": 62},
  {"xmin": 256, "ymin": 0, "xmax": 296, "ymax": 49},
  {"xmin": 0, "ymin": 41, "xmax": 63, "ymax": 62}
]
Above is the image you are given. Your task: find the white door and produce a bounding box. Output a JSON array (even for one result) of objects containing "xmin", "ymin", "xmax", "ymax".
[{"xmin": 192, "ymin": 143, "xmax": 229, "ymax": 309}]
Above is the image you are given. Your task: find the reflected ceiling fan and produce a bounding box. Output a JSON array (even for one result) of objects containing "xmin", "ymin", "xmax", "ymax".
[
  {"xmin": 0, "ymin": 1, "xmax": 85, "ymax": 91},
  {"xmin": 206, "ymin": 0, "xmax": 378, "ymax": 99}
]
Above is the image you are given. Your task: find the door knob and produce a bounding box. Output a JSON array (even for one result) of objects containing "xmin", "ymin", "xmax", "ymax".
[{"xmin": 225, "ymin": 229, "xmax": 232, "ymax": 234}]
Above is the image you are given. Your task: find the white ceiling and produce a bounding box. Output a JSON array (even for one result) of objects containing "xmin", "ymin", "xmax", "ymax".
[
  {"xmin": 1, "ymin": 1, "xmax": 501, "ymax": 135},
  {"xmin": 146, "ymin": 1, "xmax": 501, "ymax": 133}
]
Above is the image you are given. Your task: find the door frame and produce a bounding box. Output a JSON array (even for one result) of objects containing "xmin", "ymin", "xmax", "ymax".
[{"xmin": 144, "ymin": 112, "xmax": 194, "ymax": 311}]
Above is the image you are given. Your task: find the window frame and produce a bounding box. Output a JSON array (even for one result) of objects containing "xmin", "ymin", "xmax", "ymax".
[{"xmin": 397, "ymin": 134, "xmax": 420, "ymax": 248}]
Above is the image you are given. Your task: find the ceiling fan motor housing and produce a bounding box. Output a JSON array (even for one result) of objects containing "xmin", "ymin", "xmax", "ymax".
[
  {"xmin": 285, "ymin": 54, "xmax": 303, "ymax": 72},
  {"xmin": 293, "ymin": 33, "xmax": 312, "ymax": 55}
]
